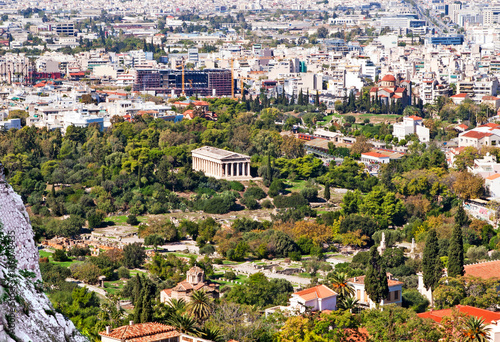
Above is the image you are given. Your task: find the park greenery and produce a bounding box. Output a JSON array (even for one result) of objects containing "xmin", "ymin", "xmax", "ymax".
[{"xmin": 4, "ymin": 91, "xmax": 496, "ymax": 341}]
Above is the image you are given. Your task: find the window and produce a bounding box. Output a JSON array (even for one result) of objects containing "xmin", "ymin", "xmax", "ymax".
[
  {"xmin": 356, "ymin": 290, "xmax": 361, "ymax": 300},
  {"xmin": 394, "ymin": 290, "xmax": 399, "ymax": 300}
]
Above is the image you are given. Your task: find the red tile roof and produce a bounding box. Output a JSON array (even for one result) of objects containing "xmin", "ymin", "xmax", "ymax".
[
  {"xmin": 452, "ymin": 93, "xmax": 468, "ymax": 98},
  {"xmin": 418, "ymin": 305, "xmax": 500, "ymax": 324},
  {"xmin": 381, "ymin": 74, "xmax": 396, "ymax": 82},
  {"xmin": 293, "ymin": 284, "xmax": 337, "ymax": 300},
  {"xmin": 348, "ymin": 274, "xmax": 403, "ymax": 286},
  {"xmin": 457, "ymin": 124, "xmax": 468, "ymax": 130},
  {"xmin": 369, "ymin": 87, "xmax": 378, "ymax": 92},
  {"xmin": 99, "ymin": 323, "xmax": 179, "ymax": 340},
  {"xmin": 407, "ymin": 115, "xmax": 423, "ymax": 120},
  {"xmin": 461, "ymin": 131, "xmax": 493, "ymax": 139},
  {"xmin": 482, "ymin": 96, "xmax": 500, "ymax": 101},
  {"xmin": 464, "ymin": 259, "xmax": 500, "ymax": 280},
  {"xmin": 362, "ymin": 151, "xmax": 390, "ymax": 158}
]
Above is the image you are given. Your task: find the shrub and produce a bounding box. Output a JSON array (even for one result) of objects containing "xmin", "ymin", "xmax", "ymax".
[
  {"xmin": 268, "ymin": 179, "xmax": 284, "ymax": 197},
  {"xmin": 203, "ymin": 197, "xmax": 233, "ymax": 214},
  {"xmin": 224, "ymin": 271, "xmax": 237, "ymax": 280},
  {"xmin": 261, "ymin": 199, "xmax": 274, "ymax": 209},
  {"xmin": 244, "ymin": 187, "xmax": 267, "ymax": 200},
  {"xmin": 300, "ymin": 187, "xmax": 318, "ymax": 201},
  {"xmin": 288, "ymin": 251, "xmax": 302, "ymax": 261},
  {"xmin": 213, "ymin": 258, "xmax": 224, "ymax": 264},
  {"xmin": 117, "ymin": 266, "xmax": 131, "ymax": 279},
  {"xmin": 199, "ymin": 244, "xmax": 216, "ymax": 255},
  {"xmin": 273, "ymin": 193, "xmax": 308, "ymax": 208},
  {"xmin": 126, "ymin": 214, "xmax": 139, "ymax": 225},
  {"xmin": 87, "ymin": 210, "xmax": 104, "ymax": 229},
  {"xmin": 53, "ymin": 249, "xmax": 70, "ymax": 262},
  {"xmin": 241, "ymin": 197, "xmax": 260, "ymax": 210},
  {"xmin": 68, "ymin": 246, "xmax": 90, "ymax": 257},
  {"xmin": 230, "ymin": 181, "xmax": 245, "ymax": 191}
]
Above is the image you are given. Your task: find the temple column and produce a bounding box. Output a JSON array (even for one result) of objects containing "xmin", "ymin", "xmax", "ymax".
[
  {"xmin": 247, "ymin": 162, "xmax": 250, "ymax": 177},
  {"xmin": 237, "ymin": 162, "xmax": 240, "ymax": 177}
]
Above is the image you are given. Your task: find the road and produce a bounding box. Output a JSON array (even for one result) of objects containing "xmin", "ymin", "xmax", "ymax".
[
  {"xmin": 409, "ymin": 0, "xmax": 446, "ymax": 35},
  {"xmin": 66, "ymin": 278, "xmax": 108, "ymax": 297}
]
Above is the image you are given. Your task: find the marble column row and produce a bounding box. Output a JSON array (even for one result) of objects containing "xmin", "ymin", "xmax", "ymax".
[{"xmin": 193, "ymin": 156, "xmax": 251, "ymax": 178}]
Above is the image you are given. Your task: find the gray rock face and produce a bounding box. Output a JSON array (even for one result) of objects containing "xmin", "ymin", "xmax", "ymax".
[{"xmin": 0, "ymin": 164, "xmax": 88, "ymax": 342}]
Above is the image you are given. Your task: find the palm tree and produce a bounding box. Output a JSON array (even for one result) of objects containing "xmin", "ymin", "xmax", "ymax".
[
  {"xmin": 187, "ymin": 290, "xmax": 212, "ymax": 322},
  {"xmin": 338, "ymin": 296, "xmax": 359, "ymax": 313},
  {"xmin": 330, "ymin": 272, "xmax": 355, "ymax": 300},
  {"xmin": 197, "ymin": 326, "xmax": 224, "ymax": 342},
  {"xmin": 462, "ymin": 316, "xmax": 490, "ymax": 342},
  {"xmin": 166, "ymin": 312, "xmax": 197, "ymax": 334},
  {"xmin": 167, "ymin": 298, "xmax": 187, "ymax": 314}
]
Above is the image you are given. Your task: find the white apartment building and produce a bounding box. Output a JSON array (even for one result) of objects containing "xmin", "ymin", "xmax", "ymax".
[
  {"xmin": 393, "ymin": 116, "xmax": 430, "ymax": 143},
  {"xmin": 458, "ymin": 123, "xmax": 500, "ymax": 148}
]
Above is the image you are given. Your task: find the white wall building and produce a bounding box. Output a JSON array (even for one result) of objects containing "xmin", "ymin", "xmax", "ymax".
[{"xmin": 393, "ymin": 115, "xmax": 430, "ymax": 143}]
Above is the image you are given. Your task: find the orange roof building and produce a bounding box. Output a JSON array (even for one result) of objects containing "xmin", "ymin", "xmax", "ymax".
[
  {"xmin": 289, "ymin": 285, "xmax": 338, "ymax": 313},
  {"xmin": 464, "ymin": 259, "xmax": 500, "ymax": 280},
  {"xmin": 100, "ymin": 322, "xmax": 211, "ymax": 342},
  {"xmin": 418, "ymin": 305, "xmax": 500, "ymax": 326}
]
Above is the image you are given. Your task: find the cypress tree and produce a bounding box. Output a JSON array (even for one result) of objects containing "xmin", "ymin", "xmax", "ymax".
[
  {"xmin": 140, "ymin": 287, "xmax": 153, "ymax": 323},
  {"xmin": 137, "ymin": 165, "xmax": 142, "ymax": 188},
  {"xmin": 134, "ymin": 288, "xmax": 144, "ymax": 323},
  {"xmin": 423, "ymin": 229, "xmax": 442, "ymax": 291},
  {"xmin": 448, "ymin": 224, "xmax": 465, "ymax": 277},
  {"xmin": 266, "ymin": 153, "xmax": 272, "ymax": 185},
  {"xmin": 324, "ymin": 182, "xmax": 331, "ymax": 201},
  {"xmin": 455, "ymin": 205, "xmax": 469, "ymax": 227},
  {"xmin": 365, "ymin": 246, "xmax": 389, "ymax": 307},
  {"xmin": 315, "ymin": 90, "xmax": 320, "ymax": 106},
  {"xmin": 133, "ymin": 275, "xmax": 142, "ymax": 305}
]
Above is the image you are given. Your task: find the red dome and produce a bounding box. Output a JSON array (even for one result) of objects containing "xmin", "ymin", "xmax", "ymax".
[{"xmin": 381, "ymin": 74, "xmax": 396, "ymax": 82}]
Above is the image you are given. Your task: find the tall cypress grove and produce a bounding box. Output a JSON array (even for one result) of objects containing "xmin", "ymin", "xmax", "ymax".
[
  {"xmin": 448, "ymin": 224, "xmax": 465, "ymax": 277},
  {"xmin": 423, "ymin": 229, "xmax": 442, "ymax": 292}
]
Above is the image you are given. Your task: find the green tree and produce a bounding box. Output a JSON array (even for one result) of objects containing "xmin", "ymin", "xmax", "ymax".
[
  {"xmin": 423, "ymin": 229, "xmax": 443, "ymax": 294},
  {"xmin": 455, "ymin": 205, "xmax": 470, "ymax": 227},
  {"xmin": 365, "ymin": 246, "xmax": 389, "ymax": 307},
  {"xmin": 448, "ymin": 225, "xmax": 465, "ymax": 278},
  {"xmin": 140, "ymin": 287, "xmax": 153, "ymax": 323},
  {"xmin": 324, "ymin": 181, "xmax": 331, "ymax": 201},
  {"xmin": 123, "ymin": 242, "xmax": 146, "ymax": 269},
  {"xmin": 144, "ymin": 234, "xmax": 164, "ymax": 251}
]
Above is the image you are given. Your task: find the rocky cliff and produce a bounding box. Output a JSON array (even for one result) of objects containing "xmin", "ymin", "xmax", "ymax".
[{"xmin": 0, "ymin": 164, "xmax": 88, "ymax": 342}]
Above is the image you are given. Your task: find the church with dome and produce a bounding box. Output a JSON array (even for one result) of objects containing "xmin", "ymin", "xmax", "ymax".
[{"xmin": 369, "ymin": 74, "xmax": 411, "ymax": 107}]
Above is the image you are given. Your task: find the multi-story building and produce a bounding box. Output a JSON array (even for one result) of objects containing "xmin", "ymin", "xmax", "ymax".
[
  {"xmin": 133, "ymin": 68, "xmax": 233, "ymax": 96},
  {"xmin": 393, "ymin": 115, "xmax": 430, "ymax": 143}
]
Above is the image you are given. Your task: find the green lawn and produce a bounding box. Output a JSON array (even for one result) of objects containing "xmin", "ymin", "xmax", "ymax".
[
  {"xmin": 103, "ymin": 215, "xmax": 146, "ymax": 225},
  {"xmin": 39, "ymin": 249, "xmax": 82, "ymax": 268},
  {"xmin": 283, "ymin": 180, "xmax": 309, "ymax": 192},
  {"xmin": 104, "ymin": 280, "xmax": 126, "ymax": 295}
]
